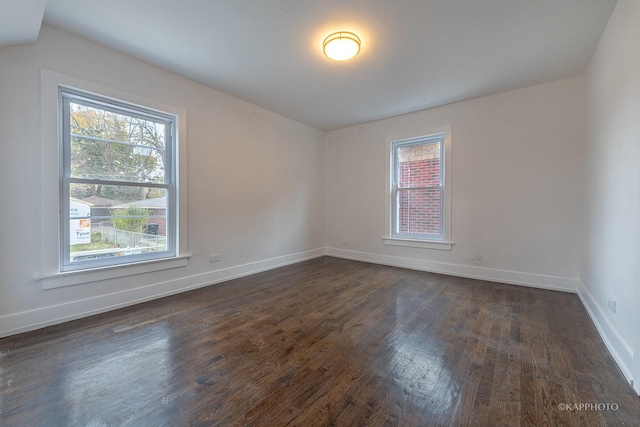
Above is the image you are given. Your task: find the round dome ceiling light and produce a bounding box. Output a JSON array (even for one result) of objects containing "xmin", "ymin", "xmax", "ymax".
[{"xmin": 323, "ymin": 31, "xmax": 361, "ymax": 61}]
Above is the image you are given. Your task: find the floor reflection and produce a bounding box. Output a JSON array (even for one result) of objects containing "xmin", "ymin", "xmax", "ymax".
[
  {"xmin": 388, "ymin": 289, "xmax": 460, "ymax": 416},
  {"xmin": 60, "ymin": 322, "xmax": 172, "ymax": 426}
]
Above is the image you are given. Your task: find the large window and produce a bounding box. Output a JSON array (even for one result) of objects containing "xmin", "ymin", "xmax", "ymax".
[
  {"xmin": 385, "ymin": 126, "xmax": 452, "ymax": 250},
  {"xmin": 60, "ymin": 88, "xmax": 177, "ymax": 271}
]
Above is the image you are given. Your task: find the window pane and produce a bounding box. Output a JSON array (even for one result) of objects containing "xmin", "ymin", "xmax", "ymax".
[
  {"xmin": 396, "ymin": 188, "xmax": 442, "ymax": 237},
  {"xmin": 69, "ymin": 102, "xmax": 166, "ymax": 183},
  {"xmin": 69, "ymin": 184, "xmax": 168, "ymax": 264},
  {"xmin": 397, "ymin": 141, "xmax": 441, "ymax": 188}
]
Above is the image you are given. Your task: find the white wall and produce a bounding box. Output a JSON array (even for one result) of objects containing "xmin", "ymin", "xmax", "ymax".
[
  {"xmin": 580, "ymin": 0, "xmax": 640, "ymax": 393},
  {"xmin": 325, "ymin": 76, "xmax": 585, "ymax": 291},
  {"xmin": 2, "ymin": 14, "xmax": 637, "ymax": 396},
  {"xmin": 0, "ymin": 25, "xmax": 325, "ymax": 336}
]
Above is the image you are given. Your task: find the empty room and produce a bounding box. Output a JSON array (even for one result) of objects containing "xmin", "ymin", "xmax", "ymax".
[{"xmin": 1, "ymin": 0, "xmax": 639, "ymax": 425}]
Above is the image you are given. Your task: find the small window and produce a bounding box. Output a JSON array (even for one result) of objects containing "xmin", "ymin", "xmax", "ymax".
[
  {"xmin": 385, "ymin": 126, "xmax": 452, "ymax": 249},
  {"xmin": 60, "ymin": 89, "xmax": 177, "ymax": 271}
]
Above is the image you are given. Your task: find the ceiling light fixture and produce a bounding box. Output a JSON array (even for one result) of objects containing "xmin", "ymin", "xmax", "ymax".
[{"xmin": 323, "ymin": 31, "xmax": 361, "ymax": 61}]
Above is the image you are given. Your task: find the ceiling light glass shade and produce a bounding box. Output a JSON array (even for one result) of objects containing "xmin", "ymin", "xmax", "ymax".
[{"xmin": 323, "ymin": 32, "xmax": 361, "ymax": 61}]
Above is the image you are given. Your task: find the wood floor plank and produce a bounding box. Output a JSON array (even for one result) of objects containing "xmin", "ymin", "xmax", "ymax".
[{"xmin": 1, "ymin": 257, "xmax": 639, "ymax": 426}]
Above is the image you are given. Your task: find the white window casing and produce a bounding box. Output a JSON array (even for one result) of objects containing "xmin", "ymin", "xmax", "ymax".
[{"xmin": 38, "ymin": 69, "xmax": 189, "ymax": 289}]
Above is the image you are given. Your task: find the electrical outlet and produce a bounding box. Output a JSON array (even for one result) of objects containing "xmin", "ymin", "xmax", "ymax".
[
  {"xmin": 341, "ymin": 240, "xmax": 349, "ymax": 247},
  {"xmin": 607, "ymin": 299, "xmax": 616, "ymax": 313},
  {"xmin": 470, "ymin": 254, "xmax": 484, "ymax": 262},
  {"xmin": 209, "ymin": 254, "xmax": 221, "ymax": 263}
]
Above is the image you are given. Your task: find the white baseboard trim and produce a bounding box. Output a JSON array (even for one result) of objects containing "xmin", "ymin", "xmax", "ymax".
[
  {"xmin": 0, "ymin": 248, "xmax": 326, "ymax": 338},
  {"xmin": 576, "ymin": 280, "xmax": 635, "ymax": 390},
  {"xmin": 326, "ymin": 247, "xmax": 580, "ymax": 292}
]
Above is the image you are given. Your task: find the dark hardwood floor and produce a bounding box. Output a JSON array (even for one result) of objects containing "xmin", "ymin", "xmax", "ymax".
[{"xmin": 1, "ymin": 257, "xmax": 638, "ymax": 426}]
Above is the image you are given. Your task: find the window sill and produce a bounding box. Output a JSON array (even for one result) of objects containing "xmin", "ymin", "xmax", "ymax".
[
  {"xmin": 383, "ymin": 237, "xmax": 454, "ymax": 251},
  {"xmin": 36, "ymin": 254, "xmax": 191, "ymax": 290}
]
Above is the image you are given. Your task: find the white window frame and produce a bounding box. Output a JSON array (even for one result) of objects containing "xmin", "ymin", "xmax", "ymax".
[
  {"xmin": 384, "ymin": 126, "xmax": 453, "ymax": 250},
  {"xmin": 60, "ymin": 88, "xmax": 177, "ymax": 271},
  {"xmin": 38, "ymin": 69, "xmax": 189, "ymax": 289}
]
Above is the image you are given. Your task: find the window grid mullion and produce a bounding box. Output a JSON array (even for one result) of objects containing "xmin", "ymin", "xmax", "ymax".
[
  {"xmin": 396, "ymin": 185, "xmax": 443, "ymax": 191},
  {"xmin": 66, "ymin": 177, "xmax": 171, "ymax": 190}
]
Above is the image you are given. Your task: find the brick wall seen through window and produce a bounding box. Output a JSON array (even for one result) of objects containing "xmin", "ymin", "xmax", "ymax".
[{"xmin": 396, "ymin": 141, "xmax": 442, "ymax": 236}]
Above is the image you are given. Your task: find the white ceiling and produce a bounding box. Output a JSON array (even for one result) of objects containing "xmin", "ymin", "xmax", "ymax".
[
  {"xmin": 0, "ymin": 0, "xmax": 46, "ymax": 47},
  {"xmin": 6, "ymin": 1, "xmax": 618, "ymax": 131}
]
